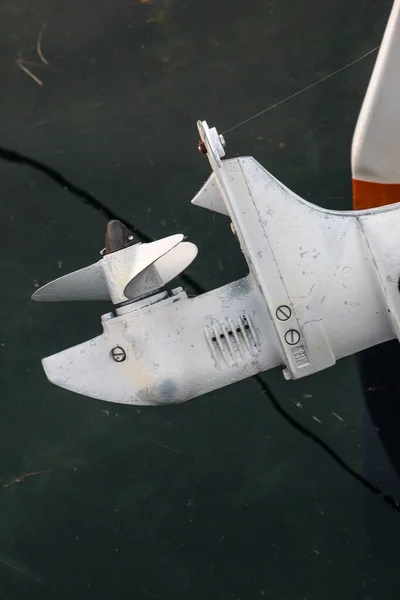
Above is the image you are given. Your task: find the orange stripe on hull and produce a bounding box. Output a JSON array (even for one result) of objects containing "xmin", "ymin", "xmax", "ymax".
[{"xmin": 352, "ymin": 179, "xmax": 400, "ymax": 209}]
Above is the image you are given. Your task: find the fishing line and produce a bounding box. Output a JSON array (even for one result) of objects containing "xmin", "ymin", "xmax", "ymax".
[
  {"xmin": 2, "ymin": 143, "xmax": 399, "ymax": 515},
  {"xmin": 222, "ymin": 45, "xmax": 381, "ymax": 135}
]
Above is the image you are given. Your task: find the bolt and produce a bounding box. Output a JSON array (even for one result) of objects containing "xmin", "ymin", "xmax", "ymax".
[
  {"xmin": 219, "ymin": 134, "xmax": 226, "ymax": 147},
  {"xmin": 198, "ymin": 141, "xmax": 207, "ymax": 155},
  {"xmin": 276, "ymin": 305, "xmax": 291, "ymax": 321},
  {"xmin": 111, "ymin": 346, "xmax": 126, "ymax": 362}
]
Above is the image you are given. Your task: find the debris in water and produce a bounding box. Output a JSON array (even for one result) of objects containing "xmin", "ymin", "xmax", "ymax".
[
  {"xmin": 37, "ymin": 23, "xmax": 49, "ymax": 66},
  {"xmin": 16, "ymin": 56, "xmax": 43, "ymax": 86},
  {"xmin": 331, "ymin": 412, "xmax": 344, "ymax": 422},
  {"xmin": 291, "ymin": 399, "xmax": 303, "ymax": 409},
  {"xmin": 4, "ymin": 468, "xmax": 51, "ymax": 488}
]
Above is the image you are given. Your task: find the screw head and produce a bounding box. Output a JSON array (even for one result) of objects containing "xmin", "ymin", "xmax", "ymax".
[
  {"xmin": 111, "ymin": 346, "xmax": 126, "ymax": 362},
  {"xmin": 276, "ymin": 305, "xmax": 292, "ymax": 321},
  {"xmin": 284, "ymin": 329, "xmax": 300, "ymax": 346}
]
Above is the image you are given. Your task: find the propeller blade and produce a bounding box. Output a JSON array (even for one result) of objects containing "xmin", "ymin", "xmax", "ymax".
[
  {"xmin": 32, "ymin": 233, "xmax": 196, "ymax": 304},
  {"xmin": 127, "ymin": 234, "xmax": 184, "ymax": 281},
  {"xmin": 102, "ymin": 234, "xmax": 185, "ymax": 302},
  {"xmin": 124, "ymin": 241, "xmax": 198, "ymax": 298},
  {"xmin": 351, "ymin": 0, "xmax": 400, "ymax": 209},
  {"xmin": 31, "ymin": 262, "xmax": 110, "ymax": 302}
]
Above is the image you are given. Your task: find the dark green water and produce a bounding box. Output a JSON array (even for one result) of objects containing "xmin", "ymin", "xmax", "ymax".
[{"xmin": 1, "ymin": 0, "xmax": 400, "ymax": 598}]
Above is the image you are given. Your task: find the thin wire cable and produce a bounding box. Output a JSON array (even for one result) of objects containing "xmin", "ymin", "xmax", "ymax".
[{"xmin": 223, "ymin": 45, "xmax": 380, "ymax": 134}]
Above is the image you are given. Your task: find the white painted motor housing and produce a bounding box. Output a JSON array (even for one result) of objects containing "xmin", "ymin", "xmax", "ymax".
[{"xmin": 31, "ymin": 121, "xmax": 400, "ymax": 405}]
